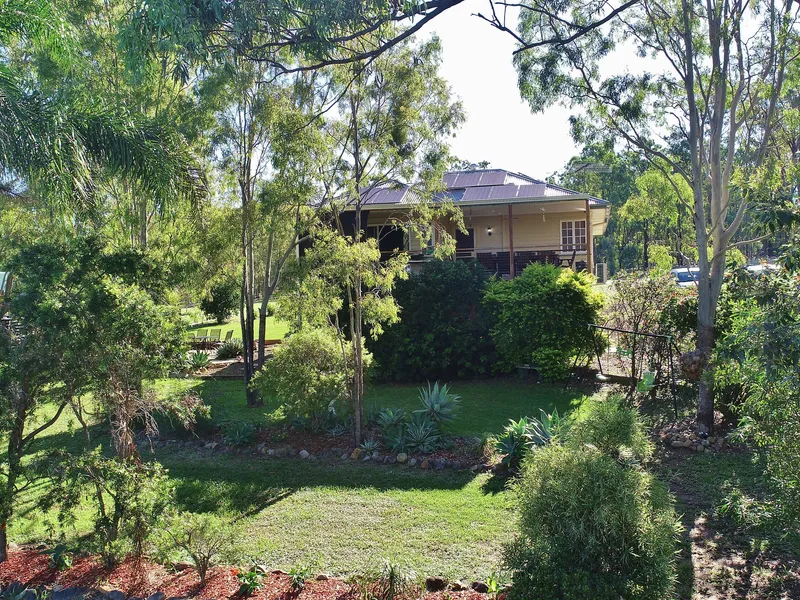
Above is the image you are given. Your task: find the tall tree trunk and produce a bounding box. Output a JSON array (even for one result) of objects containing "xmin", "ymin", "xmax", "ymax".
[
  {"xmin": 138, "ymin": 198, "xmax": 148, "ymax": 248},
  {"xmin": 0, "ymin": 398, "xmax": 26, "ymax": 563},
  {"xmin": 642, "ymin": 221, "xmax": 649, "ymax": 270}
]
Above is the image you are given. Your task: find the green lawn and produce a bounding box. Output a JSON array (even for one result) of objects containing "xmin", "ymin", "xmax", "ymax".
[
  {"xmin": 185, "ymin": 314, "xmax": 290, "ymax": 341},
  {"xmin": 10, "ymin": 377, "xmax": 583, "ymax": 579},
  {"xmin": 153, "ymin": 378, "xmax": 586, "ymax": 437}
]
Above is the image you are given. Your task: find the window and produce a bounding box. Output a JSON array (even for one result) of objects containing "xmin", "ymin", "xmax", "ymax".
[{"xmin": 561, "ymin": 220, "xmax": 587, "ymax": 251}]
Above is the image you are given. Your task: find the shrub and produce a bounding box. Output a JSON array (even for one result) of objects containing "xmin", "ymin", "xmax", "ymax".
[
  {"xmin": 368, "ymin": 260, "xmax": 497, "ymax": 381},
  {"xmin": 200, "ymin": 277, "xmax": 240, "ymax": 324},
  {"xmin": 404, "ymin": 416, "xmax": 440, "ymax": 453},
  {"xmin": 505, "ymin": 443, "xmax": 680, "ymax": 600},
  {"xmin": 569, "ymin": 395, "xmax": 653, "ymax": 462},
  {"xmin": 495, "ymin": 411, "xmax": 563, "ymax": 470},
  {"xmin": 215, "ymin": 339, "xmax": 243, "ymax": 360},
  {"xmin": 415, "ymin": 381, "xmax": 460, "ymax": 425},
  {"xmin": 161, "ymin": 512, "xmax": 232, "ymax": 587},
  {"xmin": 190, "ymin": 351, "xmax": 210, "ymax": 372},
  {"xmin": 483, "ymin": 263, "xmax": 604, "ymax": 381},
  {"xmin": 253, "ymin": 327, "xmax": 364, "ymax": 420},
  {"xmin": 224, "ymin": 423, "xmax": 255, "ymax": 446},
  {"xmin": 235, "ymin": 565, "xmax": 262, "ymax": 596},
  {"xmin": 43, "ymin": 544, "xmax": 73, "ymax": 571}
]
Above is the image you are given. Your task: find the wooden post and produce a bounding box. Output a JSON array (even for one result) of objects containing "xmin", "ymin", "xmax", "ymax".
[
  {"xmin": 585, "ymin": 199, "xmax": 594, "ymax": 275},
  {"xmin": 508, "ymin": 204, "xmax": 515, "ymax": 278}
]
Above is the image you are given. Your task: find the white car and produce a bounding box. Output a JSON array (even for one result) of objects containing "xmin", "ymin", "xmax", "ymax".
[
  {"xmin": 670, "ymin": 267, "xmax": 700, "ymax": 288},
  {"xmin": 745, "ymin": 263, "xmax": 779, "ymax": 276}
]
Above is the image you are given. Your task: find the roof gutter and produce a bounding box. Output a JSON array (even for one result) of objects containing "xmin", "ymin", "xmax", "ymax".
[{"xmin": 347, "ymin": 193, "xmax": 609, "ymax": 212}]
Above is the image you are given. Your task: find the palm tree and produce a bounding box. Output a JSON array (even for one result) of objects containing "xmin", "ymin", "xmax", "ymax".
[{"xmin": 0, "ymin": 0, "xmax": 203, "ymax": 217}]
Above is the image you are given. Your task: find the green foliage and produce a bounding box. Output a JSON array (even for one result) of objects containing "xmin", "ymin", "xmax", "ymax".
[
  {"xmin": 190, "ymin": 351, "xmax": 211, "ymax": 371},
  {"xmin": 43, "ymin": 544, "xmax": 73, "ymax": 571},
  {"xmin": 235, "ymin": 565, "xmax": 263, "ymax": 596},
  {"xmin": 42, "ymin": 450, "xmax": 173, "ymax": 566},
  {"xmin": 288, "ymin": 564, "xmax": 313, "ymax": 590},
  {"xmin": 377, "ymin": 408, "xmax": 407, "ymax": 430},
  {"xmin": 253, "ymin": 327, "xmax": 363, "ymax": 420},
  {"xmin": 368, "ymin": 260, "xmax": 497, "ymax": 381},
  {"xmin": 715, "ymin": 273, "xmax": 800, "ymax": 522},
  {"xmin": 569, "ymin": 396, "xmax": 653, "ymax": 463},
  {"xmin": 200, "ymin": 277, "xmax": 240, "ymax": 324},
  {"xmin": 404, "ymin": 416, "xmax": 440, "ymax": 453},
  {"xmin": 215, "ymin": 339, "xmax": 243, "ymax": 360},
  {"xmin": 224, "ymin": 423, "xmax": 255, "ymax": 447},
  {"xmin": 353, "ymin": 559, "xmax": 416, "ymax": 600},
  {"xmin": 159, "ymin": 512, "xmax": 233, "ymax": 586},
  {"xmin": 483, "ymin": 263, "xmax": 604, "ymax": 380},
  {"xmin": 495, "ymin": 411, "xmax": 563, "ymax": 470},
  {"xmin": 505, "ymin": 443, "xmax": 679, "ymax": 600},
  {"xmin": 360, "ymin": 438, "xmax": 380, "ymax": 453},
  {"xmin": 415, "ymin": 381, "xmax": 460, "ymax": 425}
]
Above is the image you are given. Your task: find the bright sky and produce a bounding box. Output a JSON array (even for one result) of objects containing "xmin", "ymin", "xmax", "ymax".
[{"xmin": 423, "ymin": 1, "xmax": 579, "ymax": 180}]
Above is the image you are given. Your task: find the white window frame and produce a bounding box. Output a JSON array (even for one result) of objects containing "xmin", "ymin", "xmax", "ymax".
[{"xmin": 560, "ymin": 219, "xmax": 587, "ymax": 252}]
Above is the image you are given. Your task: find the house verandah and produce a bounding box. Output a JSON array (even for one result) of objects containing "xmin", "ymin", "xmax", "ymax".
[{"xmin": 351, "ymin": 168, "xmax": 611, "ymax": 279}]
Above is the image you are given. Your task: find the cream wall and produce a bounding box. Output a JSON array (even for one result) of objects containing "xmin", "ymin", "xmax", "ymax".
[{"xmin": 363, "ymin": 203, "xmax": 606, "ymax": 256}]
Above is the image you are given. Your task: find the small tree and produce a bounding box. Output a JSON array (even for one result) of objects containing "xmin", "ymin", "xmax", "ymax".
[
  {"xmin": 200, "ymin": 277, "xmax": 240, "ymax": 324},
  {"xmin": 160, "ymin": 512, "xmax": 233, "ymax": 587}
]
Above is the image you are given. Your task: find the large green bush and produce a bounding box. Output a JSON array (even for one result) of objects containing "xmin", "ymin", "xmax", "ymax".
[
  {"xmin": 253, "ymin": 327, "xmax": 364, "ymax": 420},
  {"xmin": 505, "ymin": 407, "xmax": 679, "ymax": 600},
  {"xmin": 368, "ymin": 260, "xmax": 497, "ymax": 381},
  {"xmin": 483, "ymin": 263, "xmax": 604, "ymax": 380},
  {"xmin": 569, "ymin": 395, "xmax": 653, "ymax": 462}
]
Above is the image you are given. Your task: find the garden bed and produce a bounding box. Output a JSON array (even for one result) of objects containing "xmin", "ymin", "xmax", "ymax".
[{"xmin": 0, "ymin": 549, "xmax": 502, "ymax": 600}]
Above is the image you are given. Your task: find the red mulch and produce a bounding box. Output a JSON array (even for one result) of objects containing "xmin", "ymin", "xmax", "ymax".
[{"xmin": 1, "ymin": 550, "xmax": 500, "ymax": 600}]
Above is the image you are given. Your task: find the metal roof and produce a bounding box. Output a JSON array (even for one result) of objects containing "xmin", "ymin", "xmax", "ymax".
[{"xmin": 358, "ymin": 169, "xmax": 609, "ymax": 207}]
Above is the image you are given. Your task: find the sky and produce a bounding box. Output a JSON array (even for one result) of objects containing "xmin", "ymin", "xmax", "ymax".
[{"xmin": 422, "ymin": 1, "xmax": 579, "ymax": 180}]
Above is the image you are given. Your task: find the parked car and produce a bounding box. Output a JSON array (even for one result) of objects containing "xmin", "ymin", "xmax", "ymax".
[
  {"xmin": 744, "ymin": 262, "xmax": 779, "ymax": 276},
  {"xmin": 670, "ymin": 267, "xmax": 700, "ymax": 288}
]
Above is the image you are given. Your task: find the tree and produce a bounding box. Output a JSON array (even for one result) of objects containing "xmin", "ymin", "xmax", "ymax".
[
  {"xmin": 619, "ymin": 164, "xmax": 691, "ymax": 270},
  {"xmin": 483, "ymin": 0, "xmax": 800, "ymax": 431},
  {"xmin": 321, "ymin": 35, "xmax": 464, "ymax": 444}
]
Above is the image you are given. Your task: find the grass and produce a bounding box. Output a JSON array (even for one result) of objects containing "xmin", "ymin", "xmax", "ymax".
[
  {"xmin": 183, "ymin": 310, "xmax": 290, "ymax": 341},
  {"xmin": 10, "ymin": 377, "xmax": 582, "ymax": 579},
  {"xmin": 153, "ymin": 377, "xmax": 587, "ymax": 437}
]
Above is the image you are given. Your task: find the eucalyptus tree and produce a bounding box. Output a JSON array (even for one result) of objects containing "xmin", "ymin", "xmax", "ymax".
[
  {"xmin": 475, "ymin": 0, "xmax": 800, "ymax": 431},
  {"xmin": 319, "ymin": 35, "xmax": 464, "ymax": 444}
]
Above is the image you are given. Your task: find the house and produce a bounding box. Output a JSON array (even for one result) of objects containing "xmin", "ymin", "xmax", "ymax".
[{"xmin": 347, "ymin": 168, "xmax": 610, "ymax": 278}]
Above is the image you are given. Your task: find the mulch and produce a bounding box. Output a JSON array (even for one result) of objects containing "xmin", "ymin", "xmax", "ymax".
[{"xmin": 1, "ymin": 549, "xmax": 499, "ymax": 600}]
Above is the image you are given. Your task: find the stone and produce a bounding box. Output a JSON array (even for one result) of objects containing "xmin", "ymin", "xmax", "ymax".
[
  {"xmin": 274, "ymin": 447, "xmax": 288, "ymax": 458},
  {"xmin": 450, "ymin": 581, "xmax": 468, "ymax": 591},
  {"xmin": 470, "ymin": 464, "xmax": 480, "ymax": 472},
  {"xmin": 701, "ymin": 439, "xmax": 709, "ymax": 447},
  {"xmin": 435, "ymin": 458, "xmax": 447, "ymax": 470},
  {"xmin": 387, "ymin": 456, "xmax": 396, "ymax": 464},
  {"xmin": 173, "ymin": 561, "xmax": 193, "ymax": 571},
  {"xmin": 421, "ymin": 459, "xmax": 430, "ymax": 470},
  {"xmin": 396, "ymin": 453, "xmax": 408, "ymax": 463},
  {"xmin": 315, "ymin": 574, "xmax": 330, "ymax": 581},
  {"xmin": 108, "ymin": 591, "xmax": 126, "ymax": 600},
  {"xmin": 363, "ymin": 455, "xmax": 371, "ymax": 462},
  {"xmin": 425, "ymin": 576, "xmax": 447, "ymax": 592},
  {"xmin": 299, "ymin": 450, "xmax": 310, "ymax": 459},
  {"xmin": 670, "ymin": 440, "xmax": 684, "ymax": 448},
  {"xmin": 204, "ymin": 442, "xmax": 217, "ymax": 449},
  {"xmin": 288, "ymin": 448, "xmax": 298, "ymax": 457},
  {"xmin": 254, "ymin": 563, "xmax": 270, "ymax": 575},
  {"xmin": 341, "ymin": 453, "xmax": 350, "ymax": 461},
  {"xmin": 471, "ymin": 581, "xmax": 490, "ymax": 594},
  {"xmin": 351, "ymin": 448, "xmax": 362, "ymax": 460},
  {"xmin": 146, "ymin": 593, "xmax": 166, "ymax": 600},
  {"xmin": 257, "ymin": 443, "xmax": 265, "ymax": 452},
  {"xmin": 18, "ymin": 590, "xmax": 37, "ymax": 600},
  {"xmin": 682, "ymin": 439, "xmax": 692, "ymax": 448},
  {"xmin": 450, "ymin": 461, "xmax": 461, "ymax": 470},
  {"xmin": 408, "ymin": 458, "xmax": 417, "ymax": 467},
  {"xmin": 266, "ymin": 448, "xmax": 275, "ymax": 456}
]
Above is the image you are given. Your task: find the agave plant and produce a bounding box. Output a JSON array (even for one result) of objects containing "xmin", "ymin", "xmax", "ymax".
[
  {"xmin": 360, "ymin": 438, "xmax": 380, "ymax": 453},
  {"xmin": 405, "ymin": 417, "xmax": 440, "ymax": 453},
  {"xmin": 377, "ymin": 408, "xmax": 406, "ymax": 429},
  {"xmin": 385, "ymin": 430, "xmax": 407, "ymax": 453},
  {"xmin": 416, "ymin": 381, "xmax": 461, "ymax": 425},
  {"xmin": 190, "ymin": 351, "xmax": 210, "ymax": 371},
  {"xmin": 495, "ymin": 410, "xmax": 563, "ymax": 470}
]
